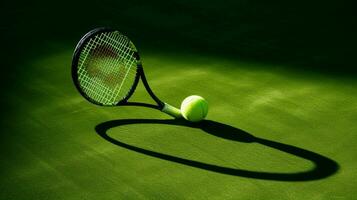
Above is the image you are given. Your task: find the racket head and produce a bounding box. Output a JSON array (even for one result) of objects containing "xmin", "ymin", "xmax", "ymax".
[{"xmin": 72, "ymin": 28, "xmax": 141, "ymax": 106}]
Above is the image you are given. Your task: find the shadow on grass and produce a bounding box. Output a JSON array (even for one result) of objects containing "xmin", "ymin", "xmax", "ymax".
[{"xmin": 95, "ymin": 119, "xmax": 339, "ymax": 181}]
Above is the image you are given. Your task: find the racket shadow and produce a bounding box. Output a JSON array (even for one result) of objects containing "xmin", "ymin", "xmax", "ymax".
[{"xmin": 95, "ymin": 119, "xmax": 339, "ymax": 181}]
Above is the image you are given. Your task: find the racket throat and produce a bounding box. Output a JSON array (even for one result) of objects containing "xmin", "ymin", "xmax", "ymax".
[{"xmin": 161, "ymin": 103, "xmax": 182, "ymax": 118}]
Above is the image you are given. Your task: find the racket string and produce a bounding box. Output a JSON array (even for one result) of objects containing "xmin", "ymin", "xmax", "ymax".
[
  {"xmin": 103, "ymin": 33, "xmax": 138, "ymax": 101},
  {"xmin": 113, "ymin": 51, "xmax": 136, "ymax": 99},
  {"xmin": 94, "ymin": 32, "xmax": 136, "ymax": 102},
  {"xmin": 77, "ymin": 30, "xmax": 139, "ymax": 105},
  {"xmin": 79, "ymin": 38, "xmax": 107, "ymax": 102},
  {"xmin": 102, "ymin": 32, "xmax": 134, "ymax": 100},
  {"xmin": 93, "ymin": 33, "xmax": 121, "ymax": 104},
  {"xmin": 79, "ymin": 35, "xmax": 116, "ymax": 104}
]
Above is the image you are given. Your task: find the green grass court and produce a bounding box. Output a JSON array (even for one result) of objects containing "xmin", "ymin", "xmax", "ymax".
[{"xmin": 1, "ymin": 0, "xmax": 356, "ymax": 199}]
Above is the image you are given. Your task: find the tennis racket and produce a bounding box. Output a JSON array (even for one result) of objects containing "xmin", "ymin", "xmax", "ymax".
[{"xmin": 71, "ymin": 27, "xmax": 182, "ymax": 118}]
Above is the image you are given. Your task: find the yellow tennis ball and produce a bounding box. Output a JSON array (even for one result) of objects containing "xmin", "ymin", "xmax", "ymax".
[{"xmin": 181, "ymin": 95, "xmax": 208, "ymax": 122}]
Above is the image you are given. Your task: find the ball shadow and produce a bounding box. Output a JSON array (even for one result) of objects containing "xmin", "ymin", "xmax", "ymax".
[{"xmin": 95, "ymin": 119, "xmax": 339, "ymax": 181}]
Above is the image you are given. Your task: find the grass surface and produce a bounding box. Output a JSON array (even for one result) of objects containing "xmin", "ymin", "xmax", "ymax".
[{"xmin": 1, "ymin": 44, "xmax": 357, "ymax": 199}]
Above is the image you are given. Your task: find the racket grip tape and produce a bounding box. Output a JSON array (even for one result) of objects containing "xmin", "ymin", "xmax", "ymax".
[{"xmin": 162, "ymin": 103, "xmax": 182, "ymax": 118}]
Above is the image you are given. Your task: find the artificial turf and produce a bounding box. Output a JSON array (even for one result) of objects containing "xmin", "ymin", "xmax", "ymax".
[{"xmin": 1, "ymin": 47, "xmax": 356, "ymax": 199}]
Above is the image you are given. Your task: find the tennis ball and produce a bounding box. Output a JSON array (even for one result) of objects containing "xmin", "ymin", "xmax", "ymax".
[{"xmin": 181, "ymin": 95, "xmax": 208, "ymax": 122}]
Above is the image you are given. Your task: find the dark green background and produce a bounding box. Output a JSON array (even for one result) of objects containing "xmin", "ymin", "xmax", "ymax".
[
  {"xmin": 1, "ymin": 0, "xmax": 356, "ymax": 199},
  {"xmin": 3, "ymin": 0, "xmax": 356, "ymax": 72}
]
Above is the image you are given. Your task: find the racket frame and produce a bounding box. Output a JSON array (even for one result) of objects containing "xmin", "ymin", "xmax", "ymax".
[{"xmin": 71, "ymin": 27, "xmax": 181, "ymax": 118}]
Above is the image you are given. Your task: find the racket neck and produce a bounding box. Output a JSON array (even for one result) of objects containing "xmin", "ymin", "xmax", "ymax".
[
  {"xmin": 139, "ymin": 67, "xmax": 164, "ymax": 109},
  {"xmin": 139, "ymin": 67, "xmax": 182, "ymax": 118}
]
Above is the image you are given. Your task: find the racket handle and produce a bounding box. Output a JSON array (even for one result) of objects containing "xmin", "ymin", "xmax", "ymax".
[{"xmin": 162, "ymin": 103, "xmax": 182, "ymax": 118}]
